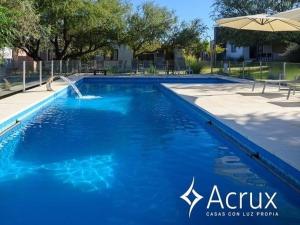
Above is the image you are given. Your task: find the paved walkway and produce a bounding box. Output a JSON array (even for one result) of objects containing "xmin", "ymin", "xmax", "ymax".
[{"xmin": 165, "ymin": 81, "xmax": 300, "ymax": 171}]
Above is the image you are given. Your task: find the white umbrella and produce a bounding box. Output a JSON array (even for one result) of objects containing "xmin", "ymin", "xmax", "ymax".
[
  {"xmin": 216, "ymin": 13, "xmax": 300, "ymax": 32},
  {"xmin": 272, "ymin": 7, "xmax": 300, "ymax": 21}
]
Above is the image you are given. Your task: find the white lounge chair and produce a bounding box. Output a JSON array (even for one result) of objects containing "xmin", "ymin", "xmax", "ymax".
[
  {"xmin": 287, "ymin": 83, "xmax": 300, "ymax": 99},
  {"xmin": 251, "ymin": 74, "xmax": 289, "ymax": 93}
]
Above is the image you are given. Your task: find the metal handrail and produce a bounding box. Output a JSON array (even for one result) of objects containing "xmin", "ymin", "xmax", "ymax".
[{"xmin": 0, "ymin": 120, "xmax": 21, "ymax": 136}]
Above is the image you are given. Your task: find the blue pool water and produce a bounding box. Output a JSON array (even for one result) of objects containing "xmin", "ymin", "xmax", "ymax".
[{"xmin": 0, "ymin": 78, "xmax": 299, "ymax": 225}]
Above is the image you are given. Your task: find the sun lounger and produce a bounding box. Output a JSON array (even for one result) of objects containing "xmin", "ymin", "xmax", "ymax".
[
  {"xmin": 252, "ymin": 78, "xmax": 289, "ymax": 94},
  {"xmin": 287, "ymin": 83, "xmax": 300, "ymax": 100}
]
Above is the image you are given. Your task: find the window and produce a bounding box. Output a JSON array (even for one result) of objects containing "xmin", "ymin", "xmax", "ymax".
[
  {"xmin": 231, "ymin": 44, "xmax": 237, "ymax": 53},
  {"xmin": 103, "ymin": 49, "xmax": 118, "ymax": 61},
  {"xmin": 111, "ymin": 49, "xmax": 118, "ymax": 61}
]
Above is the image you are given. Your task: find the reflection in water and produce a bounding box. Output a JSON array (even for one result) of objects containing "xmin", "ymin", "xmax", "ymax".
[
  {"xmin": 44, "ymin": 155, "xmax": 115, "ymax": 192},
  {"xmin": 0, "ymin": 160, "xmax": 38, "ymax": 182},
  {"xmin": 0, "ymin": 153, "xmax": 115, "ymax": 192},
  {"xmin": 0, "ymin": 129, "xmax": 38, "ymax": 182},
  {"xmin": 215, "ymin": 155, "xmax": 266, "ymax": 187},
  {"xmin": 68, "ymin": 96, "xmax": 132, "ymax": 115}
]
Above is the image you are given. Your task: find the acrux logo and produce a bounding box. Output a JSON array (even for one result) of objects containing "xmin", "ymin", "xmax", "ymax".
[{"xmin": 180, "ymin": 177, "xmax": 278, "ymax": 218}]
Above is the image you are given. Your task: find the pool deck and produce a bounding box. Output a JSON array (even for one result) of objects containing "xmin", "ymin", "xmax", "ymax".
[
  {"xmin": 0, "ymin": 80, "xmax": 67, "ymax": 126},
  {"xmin": 0, "ymin": 75, "xmax": 299, "ymax": 174},
  {"xmin": 164, "ymin": 78, "xmax": 300, "ymax": 172}
]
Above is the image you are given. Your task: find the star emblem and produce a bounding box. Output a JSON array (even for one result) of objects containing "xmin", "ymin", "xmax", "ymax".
[{"xmin": 180, "ymin": 177, "xmax": 203, "ymax": 218}]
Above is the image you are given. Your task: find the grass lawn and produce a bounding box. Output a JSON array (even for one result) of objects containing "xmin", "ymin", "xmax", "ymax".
[{"xmin": 201, "ymin": 62, "xmax": 300, "ymax": 80}]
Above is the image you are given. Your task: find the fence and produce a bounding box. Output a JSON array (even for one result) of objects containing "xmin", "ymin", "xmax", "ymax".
[
  {"xmin": 0, "ymin": 60, "xmax": 81, "ymax": 98},
  {"xmin": 202, "ymin": 60, "xmax": 300, "ymax": 81},
  {"xmin": 0, "ymin": 59, "xmax": 183, "ymax": 98},
  {"xmin": 80, "ymin": 59, "xmax": 188, "ymax": 75},
  {"xmin": 1, "ymin": 58, "xmax": 300, "ymax": 98}
]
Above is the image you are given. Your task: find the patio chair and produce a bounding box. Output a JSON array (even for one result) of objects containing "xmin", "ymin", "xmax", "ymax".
[
  {"xmin": 251, "ymin": 73, "xmax": 290, "ymax": 93},
  {"xmin": 286, "ymin": 82, "xmax": 300, "ymax": 100}
]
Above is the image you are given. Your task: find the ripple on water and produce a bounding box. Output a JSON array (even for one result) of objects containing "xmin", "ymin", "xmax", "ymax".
[{"xmin": 43, "ymin": 154, "xmax": 116, "ymax": 192}]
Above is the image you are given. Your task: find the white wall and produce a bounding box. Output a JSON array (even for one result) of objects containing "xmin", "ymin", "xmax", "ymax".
[
  {"xmin": 118, "ymin": 45, "xmax": 133, "ymax": 67},
  {"xmin": 226, "ymin": 43, "xmax": 249, "ymax": 60},
  {"xmin": 95, "ymin": 45, "xmax": 133, "ymax": 69}
]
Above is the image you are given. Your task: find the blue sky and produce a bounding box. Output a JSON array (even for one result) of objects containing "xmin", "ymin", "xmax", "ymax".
[{"xmin": 130, "ymin": 0, "xmax": 216, "ymax": 38}]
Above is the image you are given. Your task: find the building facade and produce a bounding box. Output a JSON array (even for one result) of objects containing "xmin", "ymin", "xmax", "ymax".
[{"xmin": 225, "ymin": 42, "xmax": 286, "ymax": 61}]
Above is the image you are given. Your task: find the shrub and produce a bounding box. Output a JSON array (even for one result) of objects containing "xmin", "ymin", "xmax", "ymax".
[
  {"xmin": 184, "ymin": 54, "xmax": 204, "ymax": 74},
  {"xmin": 147, "ymin": 64, "xmax": 157, "ymax": 74}
]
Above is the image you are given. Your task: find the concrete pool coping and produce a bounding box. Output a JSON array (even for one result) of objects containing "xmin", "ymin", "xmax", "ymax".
[
  {"xmin": 0, "ymin": 80, "xmax": 67, "ymax": 134},
  {"xmin": 0, "ymin": 75, "xmax": 87, "ymax": 133},
  {"xmin": 0, "ymin": 74, "xmax": 299, "ymax": 188}
]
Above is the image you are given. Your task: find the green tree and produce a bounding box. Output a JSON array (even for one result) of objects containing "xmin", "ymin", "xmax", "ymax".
[
  {"xmin": 1, "ymin": 0, "xmax": 48, "ymax": 60},
  {"xmin": 281, "ymin": 42, "xmax": 300, "ymax": 62},
  {"xmin": 1, "ymin": 0, "xmax": 128, "ymax": 60},
  {"xmin": 35, "ymin": 0, "xmax": 128, "ymax": 60},
  {"xmin": 212, "ymin": 0, "xmax": 297, "ymax": 19},
  {"xmin": 164, "ymin": 19, "xmax": 207, "ymax": 58},
  {"xmin": 0, "ymin": 5, "xmax": 15, "ymax": 48},
  {"xmin": 125, "ymin": 1, "xmax": 176, "ymax": 58},
  {"xmin": 15, "ymin": 0, "xmax": 45, "ymax": 60},
  {"xmin": 166, "ymin": 19, "xmax": 207, "ymax": 48}
]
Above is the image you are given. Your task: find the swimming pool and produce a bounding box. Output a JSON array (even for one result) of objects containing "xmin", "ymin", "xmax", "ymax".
[{"xmin": 0, "ymin": 77, "xmax": 299, "ymax": 225}]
